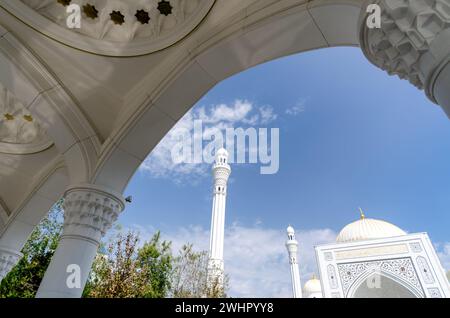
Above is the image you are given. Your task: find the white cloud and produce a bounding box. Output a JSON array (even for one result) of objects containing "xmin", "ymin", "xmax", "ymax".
[
  {"xmin": 285, "ymin": 99, "xmax": 306, "ymax": 116},
  {"xmin": 134, "ymin": 224, "xmax": 337, "ymax": 298},
  {"xmin": 139, "ymin": 100, "xmax": 278, "ymax": 183},
  {"xmin": 436, "ymin": 242, "xmax": 450, "ymax": 272},
  {"xmin": 200, "ymin": 100, "xmax": 253, "ymax": 124},
  {"xmin": 259, "ymin": 106, "xmax": 278, "ymax": 124}
]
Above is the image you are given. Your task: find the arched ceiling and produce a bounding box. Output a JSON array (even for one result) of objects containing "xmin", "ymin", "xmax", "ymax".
[
  {"xmin": 14, "ymin": 0, "xmax": 215, "ymax": 56},
  {"xmin": 0, "ymin": 18, "xmax": 99, "ymax": 236},
  {"xmin": 0, "ymin": 81, "xmax": 53, "ymax": 155},
  {"xmin": 0, "ymin": 0, "xmax": 365, "ymax": 193},
  {"xmin": 0, "ymin": 0, "xmax": 364, "ymax": 245},
  {"xmin": 92, "ymin": 0, "xmax": 364, "ymax": 192}
]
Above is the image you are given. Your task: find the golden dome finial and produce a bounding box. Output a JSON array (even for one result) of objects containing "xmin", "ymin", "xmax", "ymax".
[
  {"xmin": 359, "ymin": 207, "xmax": 365, "ymax": 220},
  {"xmin": 312, "ymin": 273, "xmax": 317, "ymax": 280}
]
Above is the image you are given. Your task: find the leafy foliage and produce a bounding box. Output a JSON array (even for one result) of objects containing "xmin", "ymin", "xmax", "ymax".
[
  {"xmin": 0, "ymin": 202, "xmax": 229, "ymax": 298},
  {"xmin": 83, "ymin": 231, "xmax": 172, "ymax": 298},
  {"xmin": 0, "ymin": 202, "xmax": 63, "ymax": 298},
  {"xmin": 170, "ymin": 244, "xmax": 228, "ymax": 298}
]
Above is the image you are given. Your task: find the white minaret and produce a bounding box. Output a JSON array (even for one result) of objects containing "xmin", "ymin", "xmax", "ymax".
[
  {"xmin": 286, "ymin": 225, "xmax": 302, "ymax": 298},
  {"xmin": 208, "ymin": 148, "xmax": 231, "ymax": 284}
]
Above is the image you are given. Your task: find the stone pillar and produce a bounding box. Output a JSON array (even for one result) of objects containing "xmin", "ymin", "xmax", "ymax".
[
  {"xmin": 359, "ymin": 0, "xmax": 450, "ymax": 116},
  {"xmin": 0, "ymin": 246, "xmax": 23, "ymax": 282},
  {"xmin": 36, "ymin": 184, "xmax": 124, "ymax": 298}
]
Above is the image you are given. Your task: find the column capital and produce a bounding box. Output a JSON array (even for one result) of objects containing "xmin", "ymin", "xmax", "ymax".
[
  {"xmin": 62, "ymin": 183, "xmax": 125, "ymax": 244},
  {"xmin": 0, "ymin": 246, "xmax": 23, "ymax": 280},
  {"xmin": 359, "ymin": 0, "xmax": 450, "ymax": 103}
]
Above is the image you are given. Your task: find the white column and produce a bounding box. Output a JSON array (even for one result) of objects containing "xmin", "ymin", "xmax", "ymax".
[
  {"xmin": 359, "ymin": 0, "xmax": 450, "ymax": 117},
  {"xmin": 431, "ymin": 59, "xmax": 450, "ymax": 117},
  {"xmin": 286, "ymin": 226, "xmax": 302, "ymax": 298},
  {"xmin": 36, "ymin": 184, "xmax": 124, "ymax": 298},
  {"xmin": 208, "ymin": 149, "xmax": 231, "ymax": 284},
  {"xmin": 0, "ymin": 246, "xmax": 23, "ymax": 282}
]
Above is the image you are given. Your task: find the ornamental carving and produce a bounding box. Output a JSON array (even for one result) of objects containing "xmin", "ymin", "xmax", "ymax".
[
  {"xmin": 324, "ymin": 252, "xmax": 333, "ymax": 261},
  {"xmin": 416, "ymin": 256, "xmax": 435, "ymax": 284},
  {"xmin": 62, "ymin": 187, "xmax": 125, "ymax": 243},
  {"xmin": 327, "ymin": 264, "xmax": 338, "ymax": 289},
  {"xmin": 360, "ymin": 0, "xmax": 450, "ymax": 92},
  {"xmin": 0, "ymin": 82, "xmax": 53, "ymax": 154},
  {"xmin": 15, "ymin": 0, "xmax": 215, "ymax": 56},
  {"xmin": 337, "ymin": 257, "xmax": 424, "ymax": 297},
  {"xmin": 213, "ymin": 166, "xmax": 231, "ymax": 186},
  {"xmin": 409, "ymin": 242, "xmax": 422, "ymax": 253},
  {"xmin": 428, "ymin": 287, "xmax": 442, "ymax": 298}
]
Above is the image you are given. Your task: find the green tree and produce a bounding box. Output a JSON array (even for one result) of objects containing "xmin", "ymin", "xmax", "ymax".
[
  {"xmin": 0, "ymin": 202, "xmax": 63, "ymax": 298},
  {"xmin": 84, "ymin": 231, "xmax": 172, "ymax": 298},
  {"xmin": 0, "ymin": 204, "xmax": 230, "ymax": 299},
  {"xmin": 137, "ymin": 231, "xmax": 172, "ymax": 297},
  {"xmin": 170, "ymin": 244, "xmax": 229, "ymax": 298}
]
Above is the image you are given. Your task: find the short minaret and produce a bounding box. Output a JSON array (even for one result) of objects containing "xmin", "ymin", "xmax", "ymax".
[
  {"xmin": 208, "ymin": 148, "xmax": 231, "ymax": 285},
  {"xmin": 286, "ymin": 225, "xmax": 302, "ymax": 298}
]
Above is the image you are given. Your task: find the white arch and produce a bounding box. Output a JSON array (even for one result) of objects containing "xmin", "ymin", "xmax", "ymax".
[
  {"xmin": 0, "ymin": 24, "xmax": 98, "ymax": 263},
  {"xmin": 0, "ymin": 23, "xmax": 100, "ymax": 184},
  {"xmin": 93, "ymin": 0, "xmax": 364, "ymax": 193},
  {"xmin": 0, "ymin": 157, "xmax": 68, "ymax": 253},
  {"xmin": 347, "ymin": 268, "xmax": 424, "ymax": 298},
  {"xmin": 1, "ymin": 0, "xmax": 446, "ymax": 297},
  {"xmin": 0, "ymin": 197, "xmax": 8, "ymax": 231}
]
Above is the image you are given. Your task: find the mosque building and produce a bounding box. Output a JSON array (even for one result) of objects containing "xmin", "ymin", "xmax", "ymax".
[
  {"xmin": 206, "ymin": 149, "xmax": 450, "ymax": 298},
  {"xmin": 286, "ymin": 209, "xmax": 450, "ymax": 298}
]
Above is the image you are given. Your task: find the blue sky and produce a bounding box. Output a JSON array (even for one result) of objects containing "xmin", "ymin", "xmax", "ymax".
[{"xmin": 117, "ymin": 47, "xmax": 450, "ymax": 297}]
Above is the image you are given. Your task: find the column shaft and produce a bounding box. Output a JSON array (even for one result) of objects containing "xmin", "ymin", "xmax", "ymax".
[
  {"xmin": 433, "ymin": 61, "xmax": 450, "ymax": 117},
  {"xmin": 36, "ymin": 184, "xmax": 124, "ymax": 298},
  {"xmin": 0, "ymin": 247, "xmax": 23, "ymax": 282}
]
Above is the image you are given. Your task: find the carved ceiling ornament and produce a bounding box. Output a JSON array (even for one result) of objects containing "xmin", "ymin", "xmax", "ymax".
[
  {"xmin": 359, "ymin": 0, "xmax": 450, "ymax": 101},
  {"xmin": 8, "ymin": 0, "xmax": 215, "ymax": 56},
  {"xmin": 0, "ymin": 82, "xmax": 53, "ymax": 155}
]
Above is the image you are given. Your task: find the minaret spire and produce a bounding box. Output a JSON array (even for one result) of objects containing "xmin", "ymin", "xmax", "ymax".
[
  {"xmin": 208, "ymin": 148, "xmax": 231, "ymax": 287},
  {"xmin": 285, "ymin": 225, "xmax": 302, "ymax": 298}
]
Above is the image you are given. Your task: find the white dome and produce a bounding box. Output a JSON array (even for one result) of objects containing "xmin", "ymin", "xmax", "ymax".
[
  {"xmin": 287, "ymin": 225, "xmax": 295, "ymax": 234},
  {"xmin": 336, "ymin": 218, "xmax": 406, "ymax": 243},
  {"xmin": 303, "ymin": 277, "xmax": 322, "ymax": 297},
  {"xmin": 216, "ymin": 148, "xmax": 228, "ymax": 157}
]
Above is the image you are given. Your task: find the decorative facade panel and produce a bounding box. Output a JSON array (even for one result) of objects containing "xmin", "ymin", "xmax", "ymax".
[{"xmin": 337, "ymin": 257, "xmax": 423, "ymax": 297}]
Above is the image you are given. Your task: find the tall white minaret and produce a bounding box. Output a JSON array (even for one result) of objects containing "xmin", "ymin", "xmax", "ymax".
[
  {"xmin": 286, "ymin": 225, "xmax": 302, "ymax": 298},
  {"xmin": 208, "ymin": 148, "xmax": 231, "ymax": 284}
]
